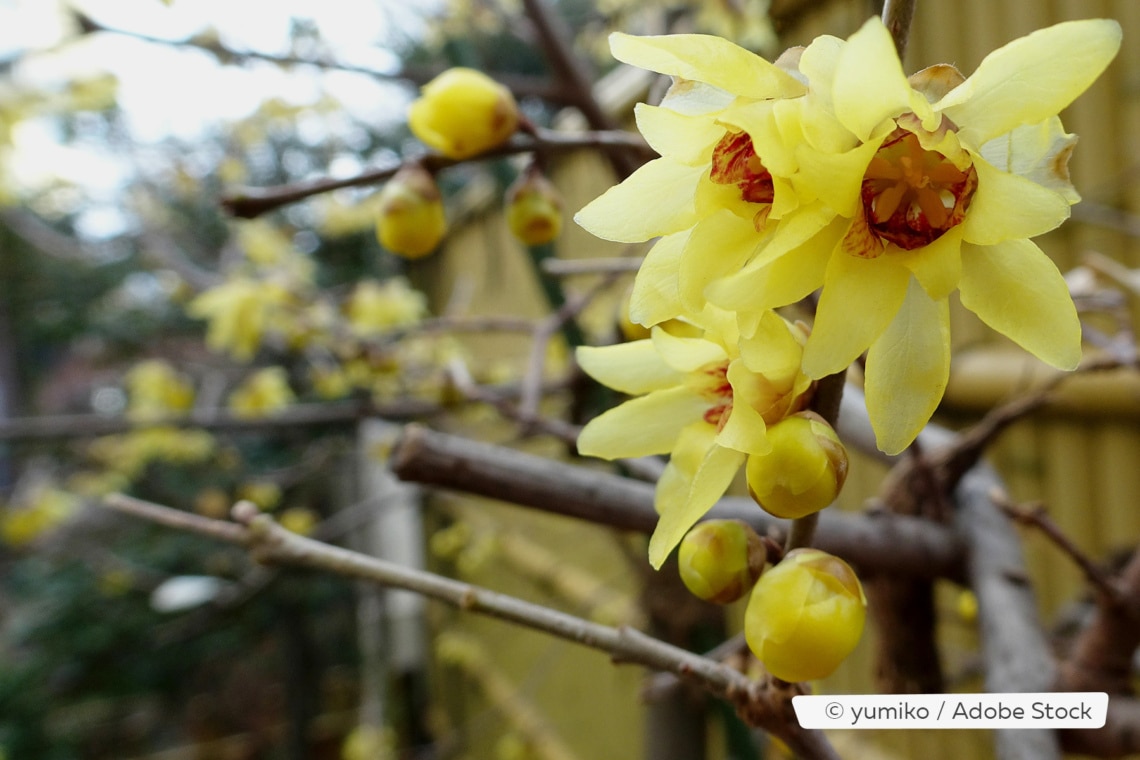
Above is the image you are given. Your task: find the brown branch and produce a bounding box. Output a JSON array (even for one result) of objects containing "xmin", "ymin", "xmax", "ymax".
[
  {"xmin": 101, "ymin": 494, "xmax": 840, "ymax": 760},
  {"xmin": 881, "ymin": 0, "xmax": 917, "ymax": 63},
  {"xmin": 519, "ymin": 0, "xmax": 640, "ymax": 180},
  {"xmin": 221, "ymin": 128, "xmax": 651, "ymax": 219},
  {"xmin": 995, "ymin": 492, "xmax": 1123, "ymax": 605},
  {"xmin": 1058, "ymin": 548, "xmax": 1140, "ymax": 696},
  {"xmin": 390, "ymin": 423, "xmax": 965, "ymax": 581},
  {"xmin": 1060, "ymin": 696, "xmax": 1140, "ymax": 758},
  {"xmin": 540, "ymin": 257, "xmax": 644, "ymax": 277},
  {"xmin": 956, "ymin": 465, "xmax": 1063, "ymax": 760}
]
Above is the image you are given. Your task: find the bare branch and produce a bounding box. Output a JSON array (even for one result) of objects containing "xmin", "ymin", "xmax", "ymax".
[
  {"xmin": 221, "ymin": 128, "xmax": 651, "ymax": 219},
  {"xmin": 100, "ymin": 494, "xmax": 841, "ymax": 760}
]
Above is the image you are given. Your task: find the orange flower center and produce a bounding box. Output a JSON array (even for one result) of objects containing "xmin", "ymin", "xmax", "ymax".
[
  {"xmin": 698, "ymin": 362, "xmax": 733, "ymax": 429},
  {"xmin": 711, "ymin": 131, "xmax": 775, "ymax": 206},
  {"xmin": 861, "ymin": 128, "xmax": 977, "ymax": 250}
]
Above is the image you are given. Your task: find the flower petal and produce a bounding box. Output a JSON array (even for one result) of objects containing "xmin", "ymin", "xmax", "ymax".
[
  {"xmin": 634, "ymin": 103, "xmax": 724, "ymax": 164},
  {"xmin": 832, "ymin": 18, "xmax": 919, "ymax": 141},
  {"xmin": 707, "ymin": 217, "xmax": 845, "ymax": 312},
  {"xmin": 610, "ymin": 32, "xmax": 805, "ymax": 100},
  {"xmin": 802, "ymin": 247, "xmax": 910, "ymax": 378},
  {"xmin": 715, "ymin": 360, "xmax": 775, "ymax": 455},
  {"xmin": 574, "ymin": 158, "xmax": 705, "ymax": 243},
  {"xmin": 576, "ymin": 341, "xmax": 685, "ymax": 395},
  {"xmin": 793, "ymin": 138, "xmax": 881, "ymax": 216},
  {"xmin": 864, "ymin": 277, "xmax": 950, "ymax": 455},
  {"xmin": 577, "ymin": 386, "xmax": 710, "ymax": 459},
  {"xmin": 648, "ymin": 443, "xmax": 746, "ymax": 568},
  {"xmin": 961, "ymin": 153, "xmax": 1071, "ymax": 245},
  {"xmin": 978, "ymin": 117, "xmax": 1080, "ymax": 204},
  {"xmin": 739, "ymin": 311, "xmax": 805, "ymax": 378},
  {"xmin": 937, "ymin": 19, "xmax": 1122, "ymax": 146},
  {"xmin": 895, "ymin": 224, "xmax": 963, "ymax": 300},
  {"xmin": 630, "ymin": 230, "xmax": 688, "ymax": 327},
  {"xmin": 679, "ymin": 209, "xmax": 762, "ymax": 312},
  {"xmin": 959, "ymin": 239, "xmax": 1081, "ymax": 369},
  {"xmin": 652, "ymin": 327, "xmax": 728, "ymax": 372}
]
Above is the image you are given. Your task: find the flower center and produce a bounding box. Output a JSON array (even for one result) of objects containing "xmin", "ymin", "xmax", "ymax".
[
  {"xmin": 697, "ymin": 362, "xmax": 733, "ymax": 429},
  {"xmin": 861, "ymin": 128, "xmax": 977, "ymax": 250},
  {"xmin": 711, "ymin": 131, "xmax": 775, "ymax": 206}
]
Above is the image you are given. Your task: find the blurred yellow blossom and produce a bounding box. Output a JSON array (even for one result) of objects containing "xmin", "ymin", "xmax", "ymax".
[
  {"xmin": 408, "ymin": 68, "xmax": 519, "ymax": 159},
  {"xmin": 87, "ymin": 428, "xmax": 215, "ymax": 480},
  {"xmin": 278, "ymin": 506, "xmax": 319, "ymax": 536},
  {"xmin": 346, "ymin": 277, "xmax": 428, "ymax": 336},
  {"xmin": 1, "ymin": 486, "xmax": 79, "ymax": 547},
  {"xmin": 125, "ymin": 359, "xmax": 195, "ymax": 421},
  {"xmin": 228, "ymin": 367, "xmax": 295, "ymax": 418},
  {"xmin": 375, "ymin": 164, "xmax": 447, "ymax": 259},
  {"xmin": 187, "ymin": 278, "xmax": 294, "ymax": 361},
  {"xmin": 237, "ymin": 480, "xmax": 282, "ymax": 510}
]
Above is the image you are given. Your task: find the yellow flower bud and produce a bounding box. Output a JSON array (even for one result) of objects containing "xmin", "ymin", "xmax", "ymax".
[
  {"xmin": 678, "ymin": 519, "xmax": 766, "ymax": 604},
  {"xmin": 408, "ymin": 67, "xmax": 520, "ymax": 159},
  {"xmin": 505, "ymin": 168, "xmax": 563, "ymax": 246},
  {"xmin": 746, "ymin": 413, "xmax": 848, "ymax": 519},
  {"xmin": 375, "ymin": 164, "xmax": 447, "ymax": 259},
  {"xmin": 744, "ymin": 548, "xmax": 866, "ymax": 682}
]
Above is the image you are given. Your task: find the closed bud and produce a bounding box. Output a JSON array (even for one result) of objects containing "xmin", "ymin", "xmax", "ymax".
[
  {"xmin": 408, "ymin": 67, "xmax": 520, "ymax": 159},
  {"xmin": 505, "ymin": 167, "xmax": 563, "ymax": 246},
  {"xmin": 746, "ymin": 412, "xmax": 848, "ymax": 519},
  {"xmin": 376, "ymin": 164, "xmax": 447, "ymax": 259},
  {"xmin": 744, "ymin": 548, "xmax": 866, "ymax": 682},
  {"xmin": 678, "ymin": 519, "xmax": 766, "ymax": 604}
]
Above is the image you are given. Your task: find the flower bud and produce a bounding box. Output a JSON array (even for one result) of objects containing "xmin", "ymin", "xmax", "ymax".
[
  {"xmin": 375, "ymin": 164, "xmax": 447, "ymax": 259},
  {"xmin": 505, "ymin": 167, "xmax": 563, "ymax": 246},
  {"xmin": 678, "ymin": 520, "xmax": 766, "ymax": 604},
  {"xmin": 744, "ymin": 549, "xmax": 866, "ymax": 682},
  {"xmin": 746, "ymin": 412, "xmax": 848, "ymax": 519},
  {"xmin": 408, "ymin": 67, "xmax": 520, "ymax": 159}
]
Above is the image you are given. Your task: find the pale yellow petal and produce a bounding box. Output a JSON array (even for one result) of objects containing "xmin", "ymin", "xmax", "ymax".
[
  {"xmin": 576, "ymin": 341, "xmax": 685, "ymax": 395},
  {"xmin": 634, "ymin": 103, "xmax": 723, "ymax": 164},
  {"xmin": 961, "ymin": 154, "xmax": 1071, "ymax": 245},
  {"xmin": 832, "ymin": 18, "xmax": 916, "ymax": 141},
  {"xmin": 648, "ymin": 444, "xmax": 747, "ymax": 568},
  {"xmin": 630, "ymin": 230, "xmax": 688, "ymax": 327},
  {"xmin": 937, "ymin": 19, "xmax": 1122, "ymax": 146},
  {"xmin": 652, "ymin": 327, "xmax": 728, "ymax": 372},
  {"xmin": 802, "ymin": 248, "xmax": 910, "ymax": 378},
  {"xmin": 739, "ymin": 311, "xmax": 803, "ymax": 378},
  {"xmin": 707, "ymin": 217, "xmax": 844, "ymax": 312},
  {"xmin": 792, "ymin": 138, "xmax": 881, "ymax": 217},
  {"xmin": 679, "ymin": 209, "xmax": 762, "ymax": 312},
  {"xmin": 959, "ymin": 240, "xmax": 1081, "ymax": 369},
  {"xmin": 610, "ymin": 32, "xmax": 805, "ymax": 100},
  {"xmin": 715, "ymin": 360, "xmax": 774, "ymax": 455},
  {"xmin": 895, "ymin": 225, "xmax": 963, "ymax": 300},
  {"xmin": 865, "ymin": 277, "xmax": 950, "ymax": 455},
  {"xmin": 979, "ymin": 117, "xmax": 1080, "ymax": 204},
  {"xmin": 577, "ymin": 386, "xmax": 710, "ymax": 459},
  {"xmin": 574, "ymin": 158, "xmax": 705, "ymax": 243}
]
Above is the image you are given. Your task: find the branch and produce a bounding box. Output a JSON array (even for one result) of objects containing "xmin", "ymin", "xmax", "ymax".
[
  {"xmin": 221, "ymin": 128, "xmax": 651, "ymax": 219},
  {"xmin": 881, "ymin": 0, "xmax": 917, "ymax": 62},
  {"xmin": 1060, "ymin": 696, "xmax": 1140, "ymax": 758},
  {"xmin": 101, "ymin": 494, "xmax": 841, "ymax": 760},
  {"xmin": 389, "ymin": 423, "xmax": 965, "ymax": 581},
  {"xmin": 955, "ymin": 466, "xmax": 1062, "ymax": 760}
]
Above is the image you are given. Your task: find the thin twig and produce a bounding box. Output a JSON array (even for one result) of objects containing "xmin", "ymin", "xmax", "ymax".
[
  {"xmin": 993, "ymin": 490, "xmax": 1123, "ymax": 606},
  {"xmin": 540, "ymin": 257, "xmax": 644, "ymax": 277},
  {"xmin": 100, "ymin": 494, "xmax": 840, "ymax": 760},
  {"xmin": 221, "ymin": 128, "xmax": 651, "ymax": 219}
]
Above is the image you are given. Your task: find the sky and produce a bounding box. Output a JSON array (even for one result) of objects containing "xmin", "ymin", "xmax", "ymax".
[{"xmin": 1, "ymin": 0, "xmax": 440, "ymax": 225}]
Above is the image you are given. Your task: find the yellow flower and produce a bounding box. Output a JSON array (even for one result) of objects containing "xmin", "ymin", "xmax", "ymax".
[
  {"xmin": 375, "ymin": 164, "xmax": 447, "ymax": 259},
  {"xmin": 714, "ymin": 18, "xmax": 1119, "ymax": 453},
  {"xmin": 408, "ymin": 67, "xmax": 520, "ymax": 159},
  {"xmin": 187, "ymin": 277, "xmax": 294, "ymax": 361},
  {"xmin": 746, "ymin": 412, "xmax": 847, "ymax": 519},
  {"xmin": 345, "ymin": 277, "xmax": 428, "ymax": 336},
  {"xmin": 575, "ymin": 32, "xmax": 807, "ymax": 324},
  {"xmin": 505, "ymin": 167, "xmax": 564, "ymax": 246},
  {"xmin": 125, "ymin": 360, "xmax": 195, "ymax": 420},
  {"xmin": 577, "ymin": 307, "xmax": 813, "ymax": 567},
  {"xmin": 228, "ymin": 367, "xmax": 295, "ymax": 419},
  {"xmin": 744, "ymin": 548, "xmax": 866, "ymax": 682},
  {"xmin": 677, "ymin": 519, "xmax": 766, "ymax": 604}
]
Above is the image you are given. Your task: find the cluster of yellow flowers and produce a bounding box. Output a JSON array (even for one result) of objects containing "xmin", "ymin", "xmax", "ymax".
[{"xmin": 572, "ymin": 17, "xmax": 1120, "ymax": 682}]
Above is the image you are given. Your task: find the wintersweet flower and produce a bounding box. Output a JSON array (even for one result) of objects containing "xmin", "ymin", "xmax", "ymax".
[
  {"xmin": 408, "ymin": 68, "xmax": 519, "ymax": 160},
  {"xmin": 576, "ymin": 307, "xmax": 813, "ymax": 567},
  {"xmin": 706, "ymin": 17, "xmax": 1121, "ymax": 453},
  {"xmin": 574, "ymin": 32, "xmax": 808, "ymax": 325}
]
